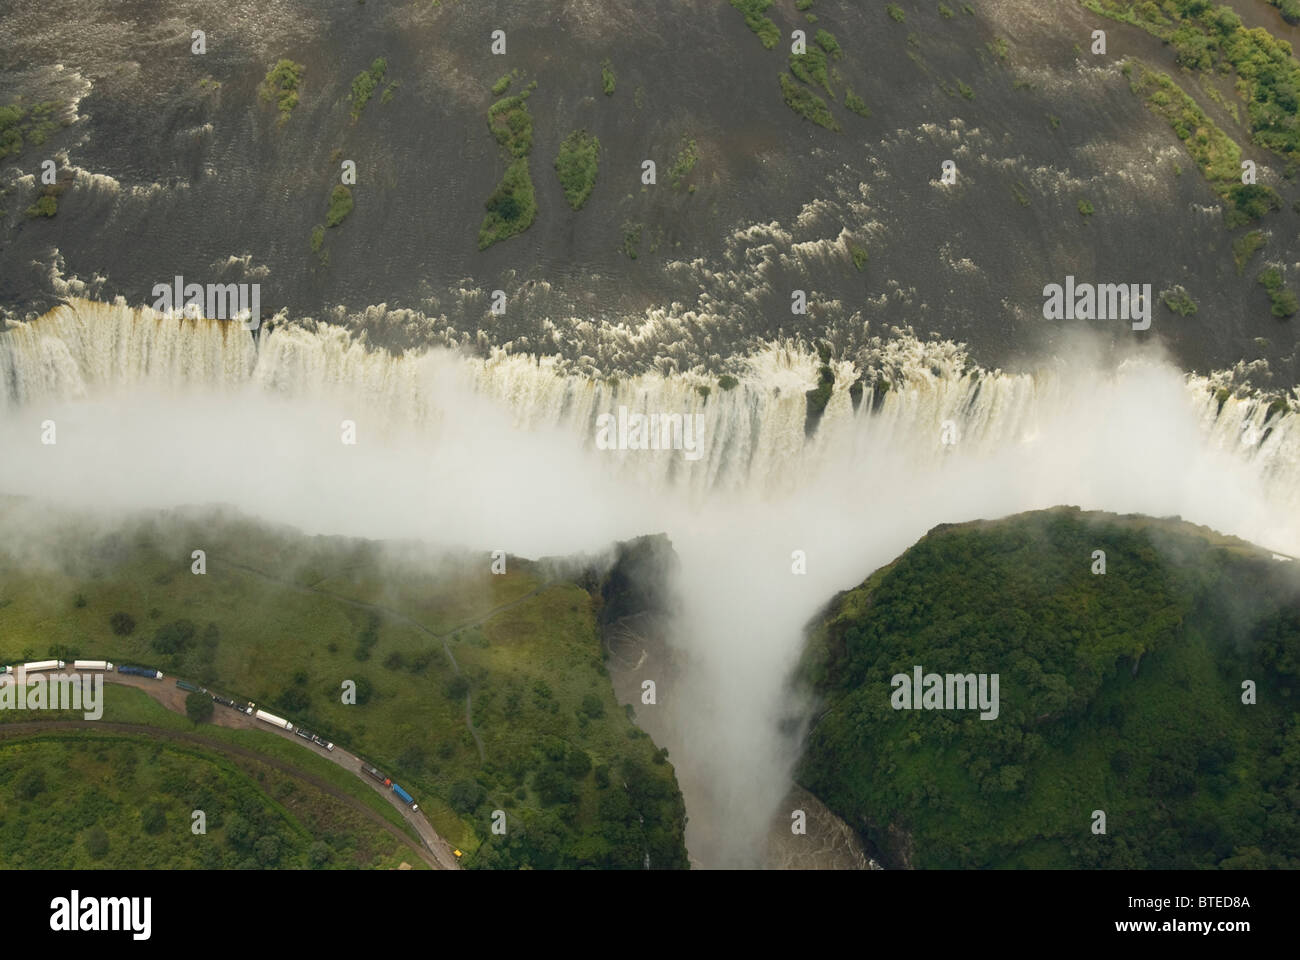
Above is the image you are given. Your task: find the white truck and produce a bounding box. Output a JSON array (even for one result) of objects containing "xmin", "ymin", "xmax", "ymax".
[
  {"xmin": 254, "ymin": 709, "xmax": 294, "ymax": 732},
  {"xmin": 72, "ymin": 660, "xmax": 114, "ymax": 671}
]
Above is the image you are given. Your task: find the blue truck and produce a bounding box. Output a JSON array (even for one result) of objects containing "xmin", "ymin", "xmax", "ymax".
[
  {"xmin": 391, "ymin": 783, "xmax": 419, "ymax": 810},
  {"xmin": 117, "ymin": 664, "xmax": 163, "ymax": 679}
]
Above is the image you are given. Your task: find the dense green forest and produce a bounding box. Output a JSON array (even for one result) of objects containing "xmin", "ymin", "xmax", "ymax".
[
  {"xmin": 0, "ymin": 503, "xmax": 688, "ymax": 870},
  {"xmin": 798, "ymin": 507, "xmax": 1300, "ymax": 869}
]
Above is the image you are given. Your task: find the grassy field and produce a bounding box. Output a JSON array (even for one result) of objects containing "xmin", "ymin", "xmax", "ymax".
[
  {"xmin": 0, "ymin": 503, "xmax": 688, "ymax": 869},
  {"xmin": 0, "ymin": 724, "xmax": 423, "ymax": 869}
]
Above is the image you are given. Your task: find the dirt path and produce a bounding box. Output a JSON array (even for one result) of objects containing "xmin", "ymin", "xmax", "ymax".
[{"xmin": 0, "ymin": 718, "xmax": 441, "ymax": 869}]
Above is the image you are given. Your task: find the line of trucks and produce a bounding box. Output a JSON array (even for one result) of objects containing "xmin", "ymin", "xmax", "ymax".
[{"xmin": 3, "ymin": 658, "xmax": 425, "ymax": 815}]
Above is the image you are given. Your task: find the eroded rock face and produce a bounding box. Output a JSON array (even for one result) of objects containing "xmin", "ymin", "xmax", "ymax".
[{"xmin": 763, "ymin": 785, "xmax": 881, "ymax": 871}]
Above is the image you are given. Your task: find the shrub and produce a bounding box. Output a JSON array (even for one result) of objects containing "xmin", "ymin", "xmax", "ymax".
[
  {"xmin": 491, "ymin": 74, "xmax": 511, "ymax": 96},
  {"xmin": 779, "ymin": 72, "xmax": 840, "ymax": 131},
  {"xmin": 845, "ymin": 90, "xmax": 871, "ymax": 118},
  {"xmin": 887, "ymin": 4, "xmax": 906, "ymax": 23},
  {"xmin": 326, "ymin": 185, "xmax": 353, "ymax": 227},
  {"xmin": 554, "ymin": 130, "xmax": 601, "ymax": 210},
  {"xmin": 601, "ymin": 59, "xmax": 616, "ymax": 96},
  {"xmin": 84, "ymin": 827, "xmax": 109, "ymax": 860},
  {"xmin": 349, "ymin": 57, "xmax": 387, "ymax": 120},
  {"xmin": 730, "ymin": 0, "xmax": 780, "ymax": 48},
  {"xmin": 815, "ymin": 29, "xmax": 843, "ymax": 59},
  {"xmin": 259, "ymin": 60, "xmax": 304, "ymax": 123},
  {"xmin": 1078, "ymin": 198, "xmax": 1094, "ymax": 216},
  {"xmin": 185, "ymin": 692, "xmax": 214, "ymax": 724},
  {"xmin": 1160, "ymin": 285, "xmax": 1198, "ymax": 316},
  {"xmin": 445, "ymin": 675, "xmax": 469, "ymax": 700},
  {"xmin": 718, "ymin": 374, "xmax": 740, "ymax": 391},
  {"xmin": 1233, "ymin": 229, "xmax": 1266, "ymax": 274},
  {"xmin": 140, "ymin": 803, "xmax": 166, "ymax": 835},
  {"xmin": 309, "ymin": 225, "xmax": 324, "ymax": 253}
]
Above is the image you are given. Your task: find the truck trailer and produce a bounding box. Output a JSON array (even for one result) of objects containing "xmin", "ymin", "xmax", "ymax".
[
  {"xmin": 253, "ymin": 709, "xmax": 293, "ymax": 731},
  {"xmin": 118, "ymin": 664, "xmax": 163, "ymax": 679},
  {"xmin": 361, "ymin": 764, "xmax": 390, "ymax": 785},
  {"xmin": 72, "ymin": 660, "xmax": 114, "ymax": 671},
  {"xmin": 391, "ymin": 783, "xmax": 418, "ymax": 810},
  {"xmin": 21, "ymin": 660, "xmax": 66, "ymax": 672}
]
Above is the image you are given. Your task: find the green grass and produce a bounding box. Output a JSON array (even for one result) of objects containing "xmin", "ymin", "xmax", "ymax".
[
  {"xmin": 25, "ymin": 192, "xmax": 57, "ymax": 218},
  {"xmin": 779, "ymin": 72, "xmax": 840, "ymax": 131},
  {"xmin": 1258, "ymin": 265, "xmax": 1299, "ymax": 317},
  {"xmin": 555, "ymin": 130, "xmax": 601, "ymax": 210},
  {"xmin": 325, "ymin": 185, "xmax": 353, "ymax": 228},
  {"xmin": 798, "ymin": 507, "xmax": 1300, "ymax": 869},
  {"xmin": 956, "ymin": 79, "xmax": 974, "ymax": 99},
  {"xmin": 491, "ymin": 75, "xmax": 512, "ymax": 96},
  {"xmin": 480, "ymin": 85, "xmax": 539, "ymax": 249},
  {"xmin": 845, "ymin": 90, "xmax": 871, "ymax": 118},
  {"xmin": 815, "ymin": 29, "xmax": 843, "ymax": 59},
  {"xmin": 849, "ymin": 242, "xmax": 868, "ymax": 270},
  {"xmin": 730, "ymin": 0, "xmax": 780, "ymax": 48},
  {"xmin": 0, "ymin": 730, "xmax": 425, "ymax": 869},
  {"xmin": 887, "ymin": 3, "xmax": 906, "ymax": 23},
  {"xmin": 1078, "ymin": 198, "xmax": 1094, "ymax": 217},
  {"xmin": 790, "ymin": 47, "xmax": 835, "ymax": 99},
  {"xmin": 1233, "ymin": 229, "xmax": 1266, "ymax": 274},
  {"xmin": 0, "ymin": 99, "xmax": 65, "ymax": 160},
  {"xmin": 380, "ymin": 81, "xmax": 399, "ymax": 105},
  {"xmin": 796, "ymin": 0, "xmax": 814, "ymax": 9},
  {"xmin": 0, "ymin": 503, "xmax": 688, "ymax": 869},
  {"xmin": 939, "ymin": 3, "xmax": 954, "ymax": 17},
  {"xmin": 259, "ymin": 60, "xmax": 304, "ymax": 125},
  {"xmin": 309, "ymin": 224, "xmax": 325, "ymax": 253},
  {"xmin": 668, "ymin": 137, "xmax": 700, "ymax": 191},
  {"xmin": 1160, "ymin": 285, "xmax": 1198, "ymax": 316},
  {"xmin": 601, "ymin": 59, "xmax": 616, "ymax": 96},
  {"xmin": 349, "ymin": 57, "xmax": 388, "ymax": 121},
  {"xmin": 621, "ymin": 220, "xmax": 643, "ymax": 259}
]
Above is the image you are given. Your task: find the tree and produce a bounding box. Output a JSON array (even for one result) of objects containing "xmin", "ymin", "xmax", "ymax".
[
  {"xmin": 109, "ymin": 612, "xmax": 136, "ymax": 636},
  {"xmin": 84, "ymin": 827, "xmax": 109, "ymax": 860},
  {"xmin": 307, "ymin": 840, "xmax": 330, "ymax": 867},
  {"xmin": 140, "ymin": 803, "xmax": 166, "ymax": 835},
  {"xmin": 185, "ymin": 692, "xmax": 214, "ymax": 725}
]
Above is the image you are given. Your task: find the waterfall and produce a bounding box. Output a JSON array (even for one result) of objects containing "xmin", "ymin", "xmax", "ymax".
[{"xmin": 3, "ymin": 297, "xmax": 1298, "ymax": 868}]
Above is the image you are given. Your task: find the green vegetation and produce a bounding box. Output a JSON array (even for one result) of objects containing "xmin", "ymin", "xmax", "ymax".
[
  {"xmin": 380, "ymin": 82, "xmax": 399, "ymax": 105},
  {"xmin": 1011, "ymin": 180, "xmax": 1031, "ymax": 206},
  {"xmin": 0, "ymin": 99, "xmax": 65, "ymax": 160},
  {"xmin": 0, "ymin": 505, "xmax": 689, "ymax": 869},
  {"xmin": 956, "ymin": 79, "xmax": 975, "ymax": 100},
  {"xmin": 325, "ymin": 185, "xmax": 353, "ymax": 228},
  {"xmin": 1048, "ymin": 113, "xmax": 1061, "ymax": 129},
  {"xmin": 0, "ymin": 733, "xmax": 420, "ymax": 869},
  {"xmin": 849, "ymin": 242, "xmax": 869, "ymax": 270},
  {"xmin": 480, "ymin": 85, "xmax": 539, "ymax": 250},
  {"xmin": 845, "ymin": 90, "xmax": 872, "ymax": 118},
  {"xmin": 1092, "ymin": 2, "xmax": 1300, "ymax": 168},
  {"xmin": 259, "ymin": 60, "xmax": 304, "ymax": 125},
  {"xmin": 779, "ymin": 72, "xmax": 840, "ymax": 131},
  {"xmin": 1233, "ymin": 229, "xmax": 1266, "ymax": 274},
  {"xmin": 790, "ymin": 47, "xmax": 835, "ymax": 99},
  {"xmin": 1125, "ymin": 62, "xmax": 1280, "ymax": 227},
  {"xmin": 730, "ymin": 0, "xmax": 780, "ymax": 49},
  {"xmin": 796, "ymin": 0, "xmax": 814, "ymax": 9},
  {"xmin": 815, "ymin": 29, "xmax": 843, "ymax": 59},
  {"xmin": 1078, "ymin": 198, "xmax": 1094, "ymax": 217},
  {"xmin": 887, "ymin": 3, "xmax": 906, "ymax": 23},
  {"xmin": 718, "ymin": 375, "xmax": 740, "ymax": 391},
  {"xmin": 939, "ymin": 3, "xmax": 955, "ymax": 17},
  {"xmin": 1258, "ymin": 265, "xmax": 1299, "ymax": 317},
  {"xmin": 668, "ymin": 137, "xmax": 700, "ymax": 191},
  {"xmin": 621, "ymin": 220, "xmax": 643, "ymax": 259},
  {"xmin": 987, "ymin": 36, "xmax": 1008, "ymax": 62},
  {"xmin": 25, "ymin": 192, "xmax": 57, "ymax": 219},
  {"xmin": 1269, "ymin": 0, "xmax": 1300, "ymax": 25},
  {"xmin": 799, "ymin": 507, "xmax": 1300, "ymax": 868},
  {"xmin": 554, "ymin": 130, "xmax": 601, "ymax": 210},
  {"xmin": 1160, "ymin": 285, "xmax": 1198, "ymax": 316},
  {"xmin": 601, "ymin": 59, "xmax": 616, "ymax": 96},
  {"xmin": 491, "ymin": 75, "xmax": 512, "ymax": 96},
  {"xmin": 185, "ymin": 691, "xmax": 214, "ymax": 724},
  {"xmin": 310, "ymin": 225, "xmax": 325, "ymax": 254},
  {"xmin": 349, "ymin": 57, "xmax": 388, "ymax": 121}
]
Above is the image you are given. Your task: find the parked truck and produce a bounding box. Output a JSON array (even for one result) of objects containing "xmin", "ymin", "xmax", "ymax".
[
  {"xmin": 391, "ymin": 783, "xmax": 419, "ymax": 810},
  {"xmin": 253, "ymin": 709, "xmax": 293, "ymax": 731},
  {"xmin": 176, "ymin": 680, "xmax": 201, "ymax": 693},
  {"xmin": 118, "ymin": 664, "xmax": 163, "ymax": 679},
  {"xmin": 72, "ymin": 660, "xmax": 113, "ymax": 671},
  {"xmin": 17, "ymin": 660, "xmax": 66, "ymax": 672},
  {"xmin": 361, "ymin": 764, "xmax": 390, "ymax": 785}
]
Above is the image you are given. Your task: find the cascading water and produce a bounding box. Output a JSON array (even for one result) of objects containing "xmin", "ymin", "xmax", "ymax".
[{"xmin": 2, "ymin": 298, "xmax": 1298, "ymax": 867}]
